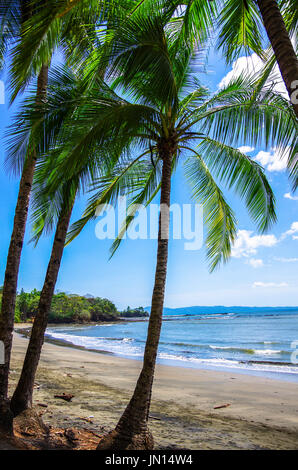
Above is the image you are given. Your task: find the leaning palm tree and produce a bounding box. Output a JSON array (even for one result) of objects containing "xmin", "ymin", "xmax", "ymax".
[
  {"xmin": 0, "ymin": 0, "xmax": 49, "ymax": 432},
  {"xmin": 6, "ymin": 0, "xmax": 217, "ymax": 418},
  {"xmin": 8, "ymin": 65, "xmax": 128, "ymax": 415},
  {"xmin": 0, "ymin": 0, "xmax": 110, "ymax": 430},
  {"xmin": 49, "ymin": 5, "xmax": 296, "ymax": 449},
  {"xmin": 214, "ymin": 0, "xmax": 298, "ymax": 118},
  {"xmin": 0, "ymin": 1, "xmax": 171, "ymax": 428}
]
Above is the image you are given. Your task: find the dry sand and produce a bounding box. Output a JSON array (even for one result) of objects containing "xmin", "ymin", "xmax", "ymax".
[{"xmin": 8, "ymin": 326, "xmax": 298, "ymax": 450}]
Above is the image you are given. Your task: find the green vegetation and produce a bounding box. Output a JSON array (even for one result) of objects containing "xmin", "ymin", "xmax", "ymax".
[
  {"xmin": 120, "ymin": 307, "xmax": 149, "ymax": 318},
  {"xmin": 0, "ymin": 287, "xmax": 149, "ymax": 323}
]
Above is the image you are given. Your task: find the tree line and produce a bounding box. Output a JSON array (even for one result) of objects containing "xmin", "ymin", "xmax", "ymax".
[{"xmin": 0, "ymin": 287, "xmax": 147, "ymax": 323}]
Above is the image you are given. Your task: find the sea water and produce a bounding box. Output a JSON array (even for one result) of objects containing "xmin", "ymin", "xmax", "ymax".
[{"xmin": 46, "ymin": 310, "xmax": 298, "ymax": 382}]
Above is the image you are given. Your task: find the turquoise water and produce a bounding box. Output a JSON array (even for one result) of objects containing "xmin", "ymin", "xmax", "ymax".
[{"xmin": 46, "ymin": 311, "xmax": 298, "ymax": 382}]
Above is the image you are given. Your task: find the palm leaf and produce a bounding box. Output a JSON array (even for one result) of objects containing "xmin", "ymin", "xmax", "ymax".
[
  {"xmin": 184, "ymin": 151, "xmax": 237, "ymax": 271},
  {"xmin": 198, "ymin": 138, "xmax": 276, "ymax": 231}
]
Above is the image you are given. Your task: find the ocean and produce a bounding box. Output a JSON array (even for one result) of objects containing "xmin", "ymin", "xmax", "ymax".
[{"xmin": 46, "ymin": 310, "xmax": 298, "ymax": 382}]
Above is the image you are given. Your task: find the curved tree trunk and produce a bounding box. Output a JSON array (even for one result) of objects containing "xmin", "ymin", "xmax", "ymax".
[
  {"xmin": 10, "ymin": 201, "xmax": 74, "ymax": 417},
  {"xmin": 97, "ymin": 149, "xmax": 173, "ymax": 451},
  {"xmin": 257, "ymin": 0, "xmax": 298, "ymax": 118},
  {"xmin": 0, "ymin": 64, "xmax": 48, "ymax": 433}
]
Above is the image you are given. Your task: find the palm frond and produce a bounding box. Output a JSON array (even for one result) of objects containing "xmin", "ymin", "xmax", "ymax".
[
  {"xmin": 184, "ymin": 150, "xmax": 237, "ymax": 271},
  {"xmin": 217, "ymin": 0, "xmax": 266, "ymax": 63},
  {"xmin": 66, "ymin": 150, "xmax": 154, "ymax": 244},
  {"xmin": 110, "ymin": 157, "xmax": 163, "ymax": 256},
  {"xmin": 198, "ymin": 138, "xmax": 276, "ymax": 231},
  {"xmin": 0, "ymin": 0, "xmax": 21, "ymax": 71},
  {"xmin": 187, "ymin": 75, "xmax": 297, "ymax": 153}
]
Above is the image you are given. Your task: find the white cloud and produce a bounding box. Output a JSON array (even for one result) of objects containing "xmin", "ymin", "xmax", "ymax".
[
  {"xmin": 248, "ymin": 258, "xmax": 264, "ymax": 268},
  {"xmin": 237, "ymin": 146, "xmax": 255, "ymax": 154},
  {"xmin": 252, "ymin": 282, "xmax": 288, "ymax": 288},
  {"xmin": 282, "ymin": 221, "xmax": 298, "ymax": 240},
  {"xmin": 231, "ymin": 230, "xmax": 278, "ymax": 258},
  {"xmin": 274, "ymin": 257, "xmax": 298, "ymax": 263},
  {"xmin": 284, "ymin": 193, "xmax": 298, "ymax": 201},
  {"xmin": 218, "ymin": 52, "xmax": 288, "ymax": 98},
  {"xmin": 254, "ymin": 147, "xmax": 289, "ymax": 172}
]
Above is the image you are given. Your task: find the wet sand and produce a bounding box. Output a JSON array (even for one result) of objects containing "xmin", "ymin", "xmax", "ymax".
[{"xmin": 9, "ymin": 326, "xmax": 298, "ymax": 450}]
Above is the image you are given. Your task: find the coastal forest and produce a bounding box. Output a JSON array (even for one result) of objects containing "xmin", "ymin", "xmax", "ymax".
[{"xmin": 0, "ymin": 287, "xmax": 147, "ymax": 323}]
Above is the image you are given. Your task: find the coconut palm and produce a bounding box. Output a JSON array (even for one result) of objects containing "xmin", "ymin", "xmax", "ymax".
[
  {"xmin": 7, "ymin": 65, "xmax": 128, "ymax": 415},
  {"xmin": 42, "ymin": 4, "xmax": 295, "ymax": 449},
  {"xmin": 5, "ymin": 0, "xmax": 217, "ymax": 418},
  {"xmin": 214, "ymin": 0, "xmax": 298, "ymax": 118},
  {"xmin": 0, "ymin": 0, "xmax": 49, "ymax": 433},
  {"xmin": 0, "ymin": 2, "xmax": 165, "ymax": 426}
]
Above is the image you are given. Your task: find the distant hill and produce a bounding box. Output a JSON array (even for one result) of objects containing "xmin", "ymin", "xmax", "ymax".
[{"xmin": 145, "ymin": 305, "xmax": 298, "ymax": 315}]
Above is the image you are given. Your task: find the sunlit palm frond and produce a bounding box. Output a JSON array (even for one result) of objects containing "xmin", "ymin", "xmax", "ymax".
[
  {"xmin": 185, "ymin": 151, "xmax": 237, "ymax": 272},
  {"xmin": 66, "ymin": 151, "xmax": 154, "ymax": 244},
  {"xmin": 198, "ymin": 138, "xmax": 276, "ymax": 231},
  {"xmin": 217, "ymin": 0, "xmax": 266, "ymax": 63}
]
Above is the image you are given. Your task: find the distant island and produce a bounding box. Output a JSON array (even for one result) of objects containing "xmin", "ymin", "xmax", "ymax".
[
  {"xmin": 145, "ymin": 305, "xmax": 298, "ymax": 315},
  {"xmin": 0, "ymin": 287, "xmax": 148, "ymax": 323}
]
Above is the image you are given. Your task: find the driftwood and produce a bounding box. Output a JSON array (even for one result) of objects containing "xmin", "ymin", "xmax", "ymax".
[
  {"xmin": 79, "ymin": 417, "xmax": 94, "ymax": 424},
  {"xmin": 213, "ymin": 403, "xmax": 231, "ymax": 410},
  {"xmin": 54, "ymin": 393, "xmax": 74, "ymax": 402},
  {"xmin": 149, "ymin": 415, "xmax": 161, "ymax": 421}
]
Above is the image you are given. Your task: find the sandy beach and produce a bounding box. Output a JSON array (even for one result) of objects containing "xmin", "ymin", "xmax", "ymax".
[{"xmin": 8, "ymin": 325, "xmax": 298, "ymax": 450}]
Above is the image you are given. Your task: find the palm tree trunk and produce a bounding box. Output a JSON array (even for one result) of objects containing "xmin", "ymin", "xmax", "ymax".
[
  {"xmin": 97, "ymin": 149, "xmax": 173, "ymax": 451},
  {"xmin": 256, "ymin": 0, "xmax": 298, "ymax": 118},
  {"xmin": 10, "ymin": 201, "xmax": 74, "ymax": 417},
  {"xmin": 0, "ymin": 64, "xmax": 48, "ymax": 433}
]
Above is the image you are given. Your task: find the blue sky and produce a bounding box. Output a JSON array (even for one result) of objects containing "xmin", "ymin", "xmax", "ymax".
[{"xmin": 0, "ymin": 47, "xmax": 297, "ymax": 309}]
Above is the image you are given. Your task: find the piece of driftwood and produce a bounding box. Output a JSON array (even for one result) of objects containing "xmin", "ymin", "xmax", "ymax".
[
  {"xmin": 213, "ymin": 403, "xmax": 231, "ymax": 410},
  {"xmin": 79, "ymin": 417, "xmax": 94, "ymax": 423},
  {"xmin": 54, "ymin": 393, "xmax": 74, "ymax": 402}
]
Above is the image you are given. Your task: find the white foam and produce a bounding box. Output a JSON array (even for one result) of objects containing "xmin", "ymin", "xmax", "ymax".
[{"xmin": 46, "ymin": 331, "xmax": 141, "ymax": 356}]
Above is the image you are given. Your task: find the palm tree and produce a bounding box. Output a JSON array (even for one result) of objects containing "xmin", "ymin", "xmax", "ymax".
[
  {"xmin": 0, "ymin": 1, "xmax": 162, "ymax": 428},
  {"xmin": 8, "ymin": 65, "xmax": 130, "ymax": 416},
  {"xmin": 4, "ymin": 0, "xmax": 158, "ymax": 418},
  {"xmin": 215, "ymin": 0, "xmax": 298, "ymax": 117},
  {"xmin": 0, "ymin": 0, "xmax": 49, "ymax": 433},
  {"xmin": 9, "ymin": 187, "xmax": 75, "ymax": 416},
  {"xmin": 50, "ymin": 4, "xmax": 296, "ymax": 449}
]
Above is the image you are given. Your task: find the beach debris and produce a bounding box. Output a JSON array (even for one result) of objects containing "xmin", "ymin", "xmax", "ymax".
[
  {"xmin": 82, "ymin": 428, "xmax": 102, "ymax": 438},
  {"xmin": 149, "ymin": 415, "xmax": 161, "ymax": 421},
  {"xmin": 64, "ymin": 428, "xmax": 79, "ymax": 446},
  {"xmin": 37, "ymin": 403, "xmax": 48, "ymax": 408},
  {"xmin": 79, "ymin": 417, "xmax": 94, "ymax": 424},
  {"xmin": 213, "ymin": 403, "xmax": 231, "ymax": 410},
  {"xmin": 54, "ymin": 393, "xmax": 74, "ymax": 402}
]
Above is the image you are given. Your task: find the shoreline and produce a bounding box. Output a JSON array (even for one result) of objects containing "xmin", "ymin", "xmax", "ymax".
[
  {"xmin": 10, "ymin": 326, "xmax": 298, "ymax": 449},
  {"xmin": 16, "ymin": 323, "xmax": 298, "ymax": 384}
]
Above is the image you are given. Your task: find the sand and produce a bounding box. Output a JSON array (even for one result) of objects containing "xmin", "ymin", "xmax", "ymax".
[{"xmin": 8, "ymin": 325, "xmax": 298, "ymax": 450}]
